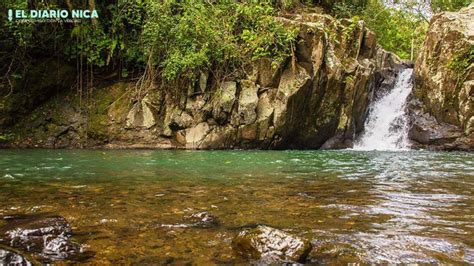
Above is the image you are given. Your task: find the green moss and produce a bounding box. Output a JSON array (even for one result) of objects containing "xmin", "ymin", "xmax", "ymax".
[
  {"xmin": 447, "ymin": 47, "xmax": 474, "ymax": 73},
  {"xmin": 86, "ymin": 82, "xmax": 132, "ymax": 142},
  {"xmin": 337, "ymin": 111, "xmax": 349, "ymax": 130},
  {"xmin": 344, "ymin": 75, "xmax": 355, "ymax": 84},
  {"xmin": 447, "ymin": 47, "xmax": 474, "ymax": 91},
  {"xmin": 87, "ymin": 114, "xmax": 110, "ymax": 141}
]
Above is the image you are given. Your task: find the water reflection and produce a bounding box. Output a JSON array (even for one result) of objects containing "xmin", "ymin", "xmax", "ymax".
[{"xmin": 0, "ymin": 149, "xmax": 473, "ymax": 264}]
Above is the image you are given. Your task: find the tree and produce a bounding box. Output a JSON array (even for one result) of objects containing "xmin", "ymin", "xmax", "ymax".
[{"xmin": 430, "ymin": 0, "xmax": 472, "ymax": 12}]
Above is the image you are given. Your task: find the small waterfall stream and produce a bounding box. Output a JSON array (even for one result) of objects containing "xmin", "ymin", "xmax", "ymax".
[{"xmin": 354, "ymin": 68, "xmax": 414, "ymax": 151}]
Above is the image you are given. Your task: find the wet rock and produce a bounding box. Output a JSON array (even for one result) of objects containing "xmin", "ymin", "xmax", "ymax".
[
  {"xmin": 0, "ymin": 248, "xmax": 33, "ymax": 265},
  {"xmin": 306, "ymin": 240, "xmax": 360, "ymax": 264},
  {"xmin": 183, "ymin": 211, "xmax": 219, "ymax": 228},
  {"xmin": 232, "ymin": 225, "xmax": 311, "ymax": 263},
  {"xmin": 0, "ymin": 215, "xmax": 93, "ymax": 263},
  {"xmin": 407, "ymin": 98, "xmax": 473, "ymax": 151}
]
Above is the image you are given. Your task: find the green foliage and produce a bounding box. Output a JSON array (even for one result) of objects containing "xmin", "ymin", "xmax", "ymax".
[
  {"xmin": 1, "ymin": 0, "xmax": 38, "ymax": 47},
  {"xmin": 447, "ymin": 47, "xmax": 474, "ymax": 80},
  {"xmin": 66, "ymin": 1, "xmax": 146, "ymax": 69},
  {"xmin": 332, "ymin": 2, "xmax": 365, "ymax": 18},
  {"xmin": 0, "ymin": 133, "xmax": 14, "ymax": 142},
  {"xmin": 332, "ymin": 0, "xmax": 428, "ymax": 60},
  {"xmin": 142, "ymin": 1, "xmax": 298, "ymax": 81},
  {"xmin": 3, "ymin": 0, "xmax": 463, "ymax": 90},
  {"xmin": 363, "ymin": 1, "xmax": 427, "ymax": 59},
  {"xmin": 431, "ymin": 0, "xmax": 472, "ymax": 12},
  {"xmin": 142, "ymin": 1, "xmax": 237, "ymax": 80},
  {"xmin": 238, "ymin": 2, "xmax": 299, "ymax": 63},
  {"xmin": 344, "ymin": 74, "xmax": 355, "ymax": 83}
]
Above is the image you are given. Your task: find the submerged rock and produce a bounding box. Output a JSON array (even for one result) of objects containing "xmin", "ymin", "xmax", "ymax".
[
  {"xmin": 306, "ymin": 239, "xmax": 360, "ymax": 264},
  {"xmin": 160, "ymin": 211, "xmax": 219, "ymax": 229},
  {"xmin": 183, "ymin": 211, "xmax": 219, "ymax": 228},
  {"xmin": 0, "ymin": 215, "xmax": 93, "ymax": 263},
  {"xmin": 232, "ymin": 225, "xmax": 311, "ymax": 263},
  {"xmin": 0, "ymin": 248, "xmax": 33, "ymax": 265}
]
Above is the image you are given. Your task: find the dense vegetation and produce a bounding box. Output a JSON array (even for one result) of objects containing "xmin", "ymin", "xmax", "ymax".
[{"xmin": 0, "ymin": 0, "xmax": 471, "ymax": 95}]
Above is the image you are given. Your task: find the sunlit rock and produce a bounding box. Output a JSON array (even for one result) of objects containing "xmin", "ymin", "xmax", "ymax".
[
  {"xmin": 232, "ymin": 225, "xmax": 311, "ymax": 263},
  {"xmin": 409, "ymin": 4, "xmax": 474, "ymax": 151},
  {"xmin": 183, "ymin": 211, "xmax": 219, "ymax": 228}
]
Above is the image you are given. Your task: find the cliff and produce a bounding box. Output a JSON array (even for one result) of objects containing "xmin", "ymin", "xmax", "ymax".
[
  {"xmin": 1, "ymin": 12, "xmax": 406, "ymax": 149},
  {"xmin": 408, "ymin": 4, "xmax": 474, "ymax": 151}
]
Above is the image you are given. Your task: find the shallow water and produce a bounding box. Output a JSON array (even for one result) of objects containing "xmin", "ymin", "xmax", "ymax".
[{"xmin": 0, "ymin": 149, "xmax": 473, "ymax": 264}]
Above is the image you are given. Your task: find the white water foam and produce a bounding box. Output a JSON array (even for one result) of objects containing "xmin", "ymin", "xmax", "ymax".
[{"xmin": 353, "ymin": 68, "xmax": 413, "ymax": 151}]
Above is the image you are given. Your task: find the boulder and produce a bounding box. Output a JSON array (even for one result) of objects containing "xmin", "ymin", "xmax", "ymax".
[
  {"xmin": 185, "ymin": 122, "xmax": 211, "ymax": 149},
  {"xmin": 407, "ymin": 98, "xmax": 473, "ymax": 150},
  {"xmin": 0, "ymin": 215, "xmax": 92, "ymax": 263},
  {"xmin": 272, "ymin": 63, "xmax": 311, "ymax": 131},
  {"xmin": 169, "ymin": 110, "xmax": 194, "ymax": 130},
  {"xmin": 200, "ymin": 125, "xmax": 236, "ymax": 149},
  {"xmin": 125, "ymin": 95, "xmax": 157, "ymax": 129},
  {"xmin": 410, "ymin": 4, "xmax": 474, "ymax": 150},
  {"xmin": 232, "ymin": 225, "xmax": 311, "ymax": 263}
]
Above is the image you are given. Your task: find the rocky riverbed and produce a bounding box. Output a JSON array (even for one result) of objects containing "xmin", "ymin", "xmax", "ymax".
[{"xmin": 0, "ymin": 149, "xmax": 473, "ymax": 264}]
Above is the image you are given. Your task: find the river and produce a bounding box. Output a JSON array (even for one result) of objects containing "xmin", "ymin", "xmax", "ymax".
[{"xmin": 0, "ymin": 149, "xmax": 473, "ymax": 264}]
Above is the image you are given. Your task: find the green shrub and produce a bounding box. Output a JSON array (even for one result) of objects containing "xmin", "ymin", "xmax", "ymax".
[{"xmin": 142, "ymin": 1, "xmax": 298, "ymax": 81}]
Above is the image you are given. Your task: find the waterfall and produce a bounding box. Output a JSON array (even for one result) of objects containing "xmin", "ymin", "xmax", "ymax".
[{"xmin": 354, "ymin": 68, "xmax": 413, "ymax": 151}]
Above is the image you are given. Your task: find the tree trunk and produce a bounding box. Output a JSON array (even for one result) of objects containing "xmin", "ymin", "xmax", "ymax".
[{"xmin": 88, "ymin": 0, "xmax": 98, "ymax": 26}]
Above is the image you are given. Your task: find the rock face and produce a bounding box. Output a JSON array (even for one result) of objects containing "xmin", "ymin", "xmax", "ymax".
[
  {"xmin": 409, "ymin": 4, "xmax": 474, "ymax": 150},
  {"xmin": 232, "ymin": 225, "xmax": 312, "ymax": 263},
  {"xmin": 1, "ymin": 13, "xmax": 405, "ymax": 149},
  {"xmin": 0, "ymin": 215, "xmax": 92, "ymax": 263}
]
